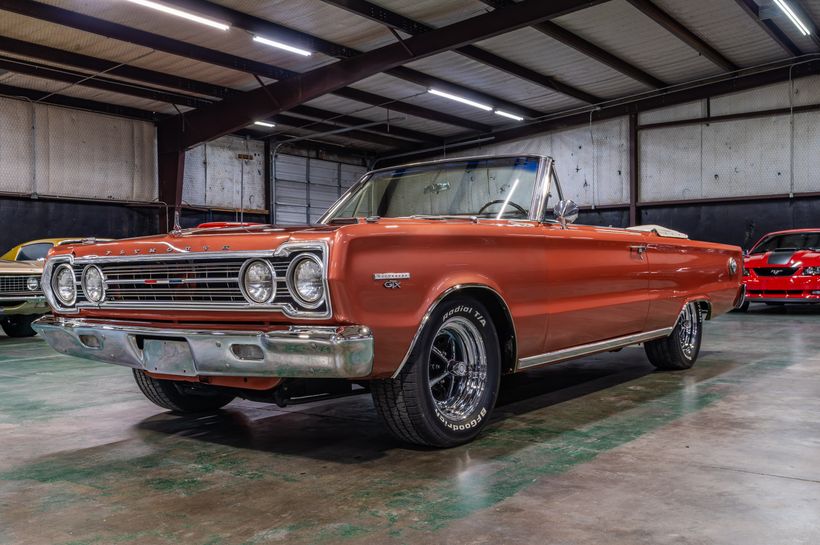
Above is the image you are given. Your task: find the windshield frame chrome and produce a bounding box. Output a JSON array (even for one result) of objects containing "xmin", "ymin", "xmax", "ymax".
[{"xmin": 318, "ymin": 154, "xmax": 556, "ymax": 224}]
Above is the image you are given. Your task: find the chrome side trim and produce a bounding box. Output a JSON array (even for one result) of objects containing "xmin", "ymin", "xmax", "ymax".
[
  {"xmin": 33, "ymin": 316, "xmax": 374, "ymax": 379},
  {"xmin": 390, "ymin": 284, "xmax": 517, "ymax": 379},
  {"xmin": 517, "ymin": 327, "xmax": 675, "ymax": 370}
]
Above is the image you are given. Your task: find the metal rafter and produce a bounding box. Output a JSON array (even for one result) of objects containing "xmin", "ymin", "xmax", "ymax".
[
  {"xmin": 157, "ymin": 0, "xmax": 606, "ymax": 153},
  {"xmin": 319, "ymin": 0, "xmax": 602, "ymax": 102},
  {"xmin": 479, "ymin": 0, "xmax": 666, "ymax": 88},
  {"xmin": 0, "ymin": 0, "xmax": 484, "ymax": 132},
  {"xmin": 164, "ymin": 0, "xmax": 563, "ymax": 115},
  {"xmin": 0, "ymin": 36, "xmax": 440, "ymax": 145},
  {"xmin": 625, "ymin": 0, "xmax": 738, "ymax": 72},
  {"xmin": 733, "ymin": 0, "xmax": 802, "ymax": 57}
]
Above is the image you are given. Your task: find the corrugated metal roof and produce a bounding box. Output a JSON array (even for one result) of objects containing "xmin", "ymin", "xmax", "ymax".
[{"xmin": 0, "ymin": 0, "xmax": 816, "ymax": 156}]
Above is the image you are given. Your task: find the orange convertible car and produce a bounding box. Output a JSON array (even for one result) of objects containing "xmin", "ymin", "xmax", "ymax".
[{"xmin": 34, "ymin": 155, "xmax": 744, "ymax": 447}]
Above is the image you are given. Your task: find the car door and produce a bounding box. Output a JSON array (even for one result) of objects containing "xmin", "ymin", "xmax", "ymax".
[{"xmin": 538, "ymin": 223, "xmax": 651, "ymax": 352}]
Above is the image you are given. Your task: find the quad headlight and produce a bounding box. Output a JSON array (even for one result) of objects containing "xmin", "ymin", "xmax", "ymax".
[
  {"xmin": 52, "ymin": 264, "xmax": 76, "ymax": 306},
  {"xmin": 241, "ymin": 259, "xmax": 276, "ymax": 304},
  {"xmin": 82, "ymin": 265, "xmax": 105, "ymax": 303},
  {"xmin": 288, "ymin": 254, "xmax": 325, "ymax": 307},
  {"xmin": 804, "ymin": 266, "xmax": 820, "ymax": 276}
]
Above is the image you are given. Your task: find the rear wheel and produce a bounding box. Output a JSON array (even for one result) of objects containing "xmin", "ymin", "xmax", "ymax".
[
  {"xmin": 645, "ymin": 302, "xmax": 703, "ymax": 370},
  {"xmin": 133, "ymin": 370, "xmax": 235, "ymax": 413},
  {"xmin": 1, "ymin": 315, "xmax": 39, "ymax": 338},
  {"xmin": 371, "ymin": 297, "xmax": 501, "ymax": 448},
  {"xmin": 734, "ymin": 300, "xmax": 750, "ymax": 313}
]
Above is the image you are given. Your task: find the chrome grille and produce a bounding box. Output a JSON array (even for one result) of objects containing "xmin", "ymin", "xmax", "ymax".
[{"xmin": 0, "ymin": 275, "xmax": 41, "ymax": 297}]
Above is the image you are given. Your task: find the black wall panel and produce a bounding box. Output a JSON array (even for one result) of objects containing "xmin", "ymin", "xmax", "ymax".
[
  {"xmin": 0, "ymin": 196, "xmax": 159, "ymax": 252},
  {"xmin": 640, "ymin": 197, "xmax": 820, "ymax": 249},
  {"xmin": 578, "ymin": 208, "xmax": 629, "ymax": 228}
]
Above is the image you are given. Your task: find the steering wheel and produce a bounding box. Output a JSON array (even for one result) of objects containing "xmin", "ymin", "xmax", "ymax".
[{"xmin": 477, "ymin": 200, "xmax": 528, "ymax": 217}]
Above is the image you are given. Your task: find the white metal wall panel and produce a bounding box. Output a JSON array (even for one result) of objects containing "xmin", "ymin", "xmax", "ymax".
[
  {"xmin": 0, "ymin": 98, "xmax": 34, "ymax": 194},
  {"xmin": 639, "ymin": 125, "xmax": 702, "ymax": 202},
  {"xmin": 639, "ymin": 101, "xmax": 706, "ymax": 126},
  {"xmin": 183, "ymin": 136, "xmax": 264, "ymax": 211},
  {"xmin": 340, "ymin": 164, "xmax": 367, "ymax": 188},
  {"xmin": 0, "ymin": 96, "xmax": 156, "ymax": 201},
  {"xmin": 792, "ymin": 110, "xmax": 820, "ymax": 194}
]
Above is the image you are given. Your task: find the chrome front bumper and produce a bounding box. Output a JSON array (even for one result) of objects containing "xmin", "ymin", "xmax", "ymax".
[{"xmin": 33, "ymin": 316, "xmax": 374, "ymax": 378}]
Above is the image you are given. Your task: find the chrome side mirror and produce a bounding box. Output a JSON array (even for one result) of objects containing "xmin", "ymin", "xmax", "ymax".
[{"xmin": 553, "ymin": 199, "xmax": 579, "ymax": 228}]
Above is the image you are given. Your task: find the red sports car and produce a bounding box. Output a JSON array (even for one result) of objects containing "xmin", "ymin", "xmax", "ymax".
[{"xmin": 740, "ymin": 228, "xmax": 820, "ymax": 310}]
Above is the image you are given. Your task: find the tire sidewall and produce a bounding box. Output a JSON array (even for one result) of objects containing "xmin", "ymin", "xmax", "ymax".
[
  {"xmin": 674, "ymin": 302, "xmax": 703, "ymax": 363},
  {"xmin": 411, "ymin": 297, "xmax": 500, "ymax": 443}
]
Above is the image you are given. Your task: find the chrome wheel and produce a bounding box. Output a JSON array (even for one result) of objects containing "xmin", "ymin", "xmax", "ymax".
[
  {"xmin": 428, "ymin": 317, "xmax": 487, "ymax": 421},
  {"xmin": 678, "ymin": 303, "xmax": 700, "ymax": 359}
]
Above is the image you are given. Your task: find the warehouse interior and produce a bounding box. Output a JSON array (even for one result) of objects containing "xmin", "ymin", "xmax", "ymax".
[{"xmin": 0, "ymin": 1, "xmax": 818, "ymax": 544}]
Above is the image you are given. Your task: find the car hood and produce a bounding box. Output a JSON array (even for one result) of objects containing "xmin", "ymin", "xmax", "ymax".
[
  {"xmin": 744, "ymin": 249, "xmax": 820, "ymax": 268},
  {"xmin": 51, "ymin": 224, "xmax": 344, "ymax": 260},
  {"xmin": 0, "ymin": 259, "xmax": 43, "ymax": 274}
]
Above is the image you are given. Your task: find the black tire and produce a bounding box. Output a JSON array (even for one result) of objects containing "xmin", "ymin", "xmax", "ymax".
[
  {"xmin": 734, "ymin": 300, "xmax": 750, "ymax": 313},
  {"xmin": 1, "ymin": 315, "xmax": 39, "ymax": 337},
  {"xmin": 645, "ymin": 301, "xmax": 703, "ymax": 371},
  {"xmin": 371, "ymin": 297, "xmax": 501, "ymax": 448},
  {"xmin": 132, "ymin": 370, "xmax": 235, "ymax": 413}
]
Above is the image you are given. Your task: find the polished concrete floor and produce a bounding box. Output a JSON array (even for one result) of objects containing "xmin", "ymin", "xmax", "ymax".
[{"xmin": 1, "ymin": 306, "xmax": 818, "ymax": 545}]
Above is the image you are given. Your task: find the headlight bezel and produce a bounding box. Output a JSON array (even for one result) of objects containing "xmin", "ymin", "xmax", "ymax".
[
  {"xmin": 81, "ymin": 264, "xmax": 106, "ymax": 303},
  {"xmin": 287, "ymin": 253, "xmax": 325, "ymax": 309},
  {"xmin": 239, "ymin": 259, "xmax": 277, "ymax": 304},
  {"xmin": 51, "ymin": 263, "xmax": 77, "ymax": 307},
  {"xmin": 26, "ymin": 276, "xmax": 40, "ymax": 292}
]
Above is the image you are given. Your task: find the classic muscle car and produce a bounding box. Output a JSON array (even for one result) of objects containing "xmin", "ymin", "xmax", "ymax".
[
  {"xmin": 33, "ymin": 155, "xmax": 744, "ymax": 447},
  {"xmin": 739, "ymin": 228, "xmax": 820, "ymax": 310}
]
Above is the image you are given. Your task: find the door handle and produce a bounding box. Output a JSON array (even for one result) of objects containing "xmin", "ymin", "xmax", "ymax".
[{"xmin": 629, "ymin": 245, "xmax": 647, "ymax": 255}]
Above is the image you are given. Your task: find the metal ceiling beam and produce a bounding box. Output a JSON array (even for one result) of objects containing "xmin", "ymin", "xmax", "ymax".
[
  {"xmin": 0, "ymin": 36, "xmax": 440, "ymax": 145},
  {"xmin": 165, "ymin": 0, "xmax": 558, "ymax": 116},
  {"xmin": 271, "ymin": 114, "xmax": 415, "ymax": 149},
  {"xmin": 625, "ymin": 0, "xmax": 738, "ymax": 72},
  {"xmin": 733, "ymin": 0, "xmax": 802, "ymax": 57},
  {"xmin": 388, "ymin": 58, "xmax": 820, "ymax": 163},
  {"xmin": 0, "ymin": 82, "xmax": 160, "ymax": 121},
  {"xmin": 320, "ymin": 0, "xmax": 602, "ymax": 103},
  {"xmin": 158, "ymin": 0, "xmax": 606, "ymax": 152},
  {"xmin": 0, "ymin": 55, "xmax": 212, "ymax": 108},
  {"xmin": 480, "ymin": 0, "xmax": 666, "ymax": 88},
  {"xmin": 0, "ymin": 0, "xmax": 483, "ymax": 132}
]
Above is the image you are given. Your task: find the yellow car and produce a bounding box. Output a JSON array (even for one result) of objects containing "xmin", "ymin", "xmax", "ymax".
[{"xmin": 0, "ymin": 238, "xmax": 108, "ymax": 337}]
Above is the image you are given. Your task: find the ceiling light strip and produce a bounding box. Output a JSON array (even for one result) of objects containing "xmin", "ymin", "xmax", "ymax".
[
  {"xmin": 773, "ymin": 0, "xmax": 811, "ymax": 35},
  {"xmin": 126, "ymin": 0, "xmax": 230, "ymax": 30},
  {"xmin": 428, "ymin": 88, "xmax": 492, "ymax": 111},
  {"xmin": 253, "ymin": 36, "xmax": 312, "ymax": 57}
]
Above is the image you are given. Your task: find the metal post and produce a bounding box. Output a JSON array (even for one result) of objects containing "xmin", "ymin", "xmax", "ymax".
[{"xmin": 628, "ymin": 112, "xmax": 639, "ymax": 227}]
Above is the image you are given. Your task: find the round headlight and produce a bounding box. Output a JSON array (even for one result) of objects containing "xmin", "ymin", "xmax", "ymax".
[
  {"xmin": 26, "ymin": 277, "xmax": 39, "ymax": 292},
  {"xmin": 289, "ymin": 255, "xmax": 324, "ymax": 307},
  {"xmin": 241, "ymin": 260, "xmax": 276, "ymax": 304},
  {"xmin": 82, "ymin": 265, "xmax": 105, "ymax": 303},
  {"xmin": 52, "ymin": 264, "xmax": 76, "ymax": 306}
]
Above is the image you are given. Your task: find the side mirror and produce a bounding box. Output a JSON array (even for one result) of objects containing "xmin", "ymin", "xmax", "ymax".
[{"xmin": 553, "ymin": 199, "xmax": 579, "ymax": 228}]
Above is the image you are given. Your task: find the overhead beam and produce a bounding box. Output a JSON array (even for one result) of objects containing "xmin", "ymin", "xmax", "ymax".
[
  {"xmin": 320, "ymin": 0, "xmax": 602, "ymax": 103},
  {"xmin": 0, "ymin": 36, "xmax": 441, "ymax": 145},
  {"xmin": 0, "ymin": 55, "xmax": 212, "ymax": 108},
  {"xmin": 158, "ymin": 0, "xmax": 606, "ymax": 152},
  {"xmin": 0, "ymin": 0, "xmax": 483, "ymax": 132},
  {"xmin": 0, "ymin": 82, "xmax": 160, "ymax": 121},
  {"xmin": 625, "ymin": 0, "xmax": 738, "ymax": 72},
  {"xmin": 733, "ymin": 0, "xmax": 802, "ymax": 57},
  {"xmin": 167, "ymin": 0, "xmax": 562, "ymax": 115},
  {"xmin": 388, "ymin": 59, "xmax": 820, "ymax": 162},
  {"xmin": 479, "ymin": 0, "xmax": 666, "ymax": 88},
  {"xmin": 272, "ymin": 114, "xmax": 418, "ymax": 149}
]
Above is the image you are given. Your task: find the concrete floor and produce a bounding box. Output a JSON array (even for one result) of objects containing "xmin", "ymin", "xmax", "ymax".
[{"xmin": 0, "ymin": 306, "xmax": 818, "ymax": 545}]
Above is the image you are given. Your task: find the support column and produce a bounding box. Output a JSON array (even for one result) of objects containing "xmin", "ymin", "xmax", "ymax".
[
  {"xmin": 628, "ymin": 112, "xmax": 639, "ymax": 227},
  {"xmin": 158, "ymin": 149, "xmax": 185, "ymax": 232}
]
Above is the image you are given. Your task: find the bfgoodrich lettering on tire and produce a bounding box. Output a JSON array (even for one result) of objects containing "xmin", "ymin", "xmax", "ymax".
[{"xmin": 371, "ymin": 296, "xmax": 501, "ymax": 447}]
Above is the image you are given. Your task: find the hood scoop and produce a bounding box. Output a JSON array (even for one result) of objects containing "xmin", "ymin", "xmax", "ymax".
[{"xmin": 766, "ymin": 251, "xmax": 795, "ymax": 265}]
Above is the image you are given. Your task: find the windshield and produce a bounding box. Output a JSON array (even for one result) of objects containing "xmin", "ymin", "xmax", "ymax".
[
  {"xmin": 325, "ymin": 156, "xmax": 542, "ymax": 221},
  {"xmin": 16, "ymin": 242, "xmax": 53, "ymax": 261},
  {"xmin": 751, "ymin": 232, "xmax": 820, "ymax": 254}
]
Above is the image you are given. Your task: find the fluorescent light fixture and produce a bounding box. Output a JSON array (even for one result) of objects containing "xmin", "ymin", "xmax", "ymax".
[
  {"xmin": 126, "ymin": 0, "xmax": 230, "ymax": 30},
  {"xmin": 773, "ymin": 0, "xmax": 811, "ymax": 35},
  {"xmin": 494, "ymin": 109, "xmax": 524, "ymax": 121},
  {"xmin": 253, "ymin": 121, "xmax": 275, "ymax": 128},
  {"xmin": 428, "ymin": 88, "xmax": 492, "ymax": 111},
  {"xmin": 253, "ymin": 36, "xmax": 312, "ymax": 57}
]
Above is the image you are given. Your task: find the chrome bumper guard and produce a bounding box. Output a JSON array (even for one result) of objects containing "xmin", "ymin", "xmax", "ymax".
[{"xmin": 33, "ymin": 316, "xmax": 374, "ymax": 379}]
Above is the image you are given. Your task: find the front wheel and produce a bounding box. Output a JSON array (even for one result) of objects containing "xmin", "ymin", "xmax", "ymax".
[
  {"xmin": 645, "ymin": 302, "xmax": 703, "ymax": 370},
  {"xmin": 1, "ymin": 315, "xmax": 39, "ymax": 337},
  {"xmin": 371, "ymin": 297, "xmax": 501, "ymax": 448},
  {"xmin": 133, "ymin": 370, "xmax": 235, "ymax": 413}
]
